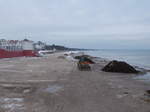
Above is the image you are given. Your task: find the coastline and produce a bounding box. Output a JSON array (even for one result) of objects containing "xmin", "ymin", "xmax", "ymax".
[
  {"xmin": 82, "ymin": 50, "xmax": 150, "ymax": 81},
  {"xmin": 0, "ymin": 52, "xmax": 149, "ymax": 111},
  {"xmin": 84, "ymin": 50, "xmax": 150, "ymax": 69}
]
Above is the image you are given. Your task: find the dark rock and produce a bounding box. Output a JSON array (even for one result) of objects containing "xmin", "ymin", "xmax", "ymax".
[
  {"xmin": 74, "ymin": 55, "xmax": 89, "ymax": 59},
  {"xmin": 143, "ymin": 90, "xmax": 150, "ymax": 103},
  {"xmin": 64, "ymin": 54, "xmax": 69, "ymax": 56},
  {"xmin": 102, "ymin": 60, "xmax": 138, "ymax": 73},
  {"xmin": 123, "ymin": 92, "xmax": 129, "ymax": 94},
  {"xmin": 146, "ymin": 90, "xmax": 150, "ymax": 95},
  {"xmin": 75, "ymin": 55, "xmax": 95, "ymax": 64}
]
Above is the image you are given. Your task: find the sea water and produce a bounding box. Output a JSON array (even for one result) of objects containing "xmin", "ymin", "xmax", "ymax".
[{"xmin": 84, "ymin": 49, "xmax": 150, "ymax": 81}]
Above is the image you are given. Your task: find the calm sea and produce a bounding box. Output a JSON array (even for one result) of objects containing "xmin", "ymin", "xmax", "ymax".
[{"xmin": 84, "ymin": 49, "xmax": 150, "ymax": 81}]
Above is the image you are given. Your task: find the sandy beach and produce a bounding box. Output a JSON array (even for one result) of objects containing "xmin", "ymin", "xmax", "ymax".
[{"xmin": 0, "ymin": 52, "xmax": 150, "ymax": 112}]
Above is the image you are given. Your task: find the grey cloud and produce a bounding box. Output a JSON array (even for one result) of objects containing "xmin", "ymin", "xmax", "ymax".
[{"xmin": 0, "ymin": 0, "xmax": 150, "ymax": 49}]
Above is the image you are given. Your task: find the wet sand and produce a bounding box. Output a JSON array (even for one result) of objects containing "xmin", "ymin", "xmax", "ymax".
[{"xmin": 0, "ymin": 53, "xmax": 150, "ymax": 112}]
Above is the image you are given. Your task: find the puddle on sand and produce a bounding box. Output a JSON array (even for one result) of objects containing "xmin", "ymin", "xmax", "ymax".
[
  {"xmin": 135, "ymin": 72, "xmax": 150, "ymax": 82},
  {"xmin": 0, "ymin": 97, "xmax": 25, "ymax": 111},
  {"xmin": 45, "ymin": 85, "xmax": 63, "ymax": 93}
]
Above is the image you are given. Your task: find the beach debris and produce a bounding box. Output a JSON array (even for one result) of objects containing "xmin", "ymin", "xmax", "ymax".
[
  {"xmin": 116, "ymin": 94, "xmax": 127, "ymax": 98},
  {"xmin": 23, "ymin": 89, "xmax": 31, "ymax": 94},
  {"xmin": 1, "ymin": 84, "xmax": 34, "ymax": 93},
  {"xmin": 142, "ymin": 90, "xmax": 150, "ymax": 103},
  {"xmin": 58, "ymin": 56, "xmax": 65, "ymax": 59},
  {"xmin": 78, "ymin": 62, "xmax": 91, "ymax": 71},
  {"xmin": 116, "ymin": 92, "xmax": 129, "ymax": 99},
  {"xmin": 77, "ymin": 56, "xmax": 92, "ymax": 71},
  {"xmin": 102, "ymin": 60, "xmax": 138, "ymax": 73}
]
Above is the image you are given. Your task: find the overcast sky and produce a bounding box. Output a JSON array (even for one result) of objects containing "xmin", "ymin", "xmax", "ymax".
[{"xmin": 0, "ymin": 0, "xmax": 150, "ymax": 49}]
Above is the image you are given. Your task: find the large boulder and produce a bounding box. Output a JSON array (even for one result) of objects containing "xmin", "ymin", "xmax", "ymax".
[{"xmin": 102, "ymin": 60, "xmax": 138, "ymax": 73}]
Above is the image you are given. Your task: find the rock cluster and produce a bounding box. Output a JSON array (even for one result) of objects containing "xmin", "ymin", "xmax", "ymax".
[{"xmin": 102, "ymin": 60, "xmax": 138, "ymax": 73}]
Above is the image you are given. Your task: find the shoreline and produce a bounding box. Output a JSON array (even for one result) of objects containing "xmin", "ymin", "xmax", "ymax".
[
  {"xmin": 71, "ymin": 50, "xmax": 150, "ymax": 81},
  {"xmin": 83, "ymin": 50, "xmax": 150, "ymax": 70}
]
